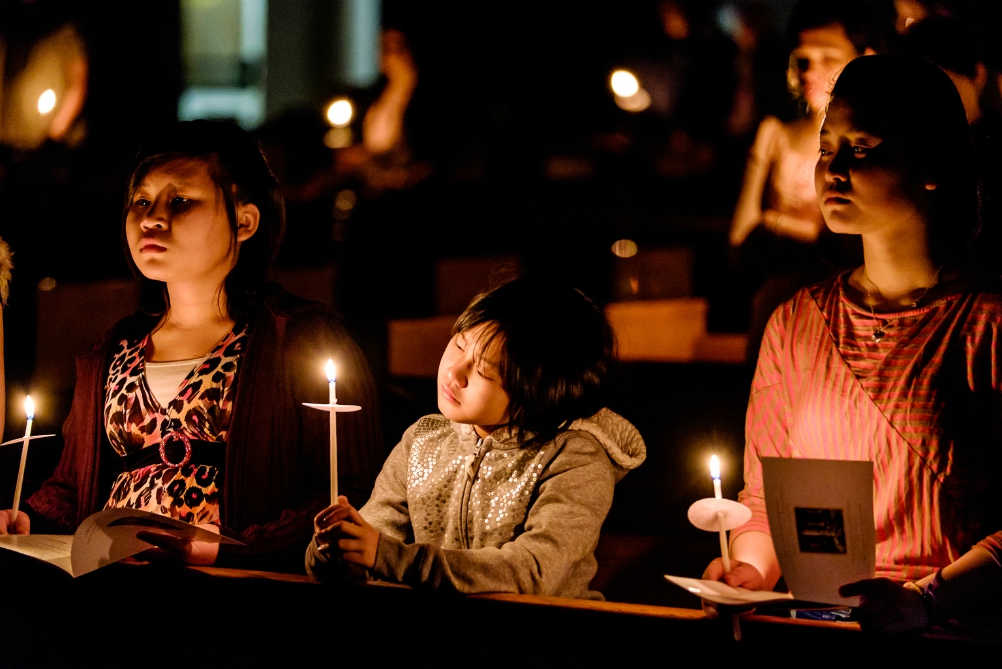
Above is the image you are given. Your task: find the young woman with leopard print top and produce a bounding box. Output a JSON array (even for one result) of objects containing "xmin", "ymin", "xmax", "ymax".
[{"xmin": 0, "ymin": 121, "xmax": 383, "ymax": 572}]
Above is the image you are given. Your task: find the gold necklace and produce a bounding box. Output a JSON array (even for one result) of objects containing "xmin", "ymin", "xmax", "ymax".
[{"xmin": 860, "ymin": 265, "xmax": 943, "ymax": 343}]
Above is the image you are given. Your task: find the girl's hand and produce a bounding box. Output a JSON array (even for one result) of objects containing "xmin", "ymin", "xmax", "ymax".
[
  {"xmin": 0, "ymin": 510, "xmax": 30, "ymax": 535},
  {"xmin": 313, "ymin": 497, "xmax": 379, "ymax": 569},
  {"xmin": 313, "ymin": 497, "xmax": 352, "ymax": 559},
  {"xmin": 839, "ymin": 578, "xmax": 929, "ymax": 633},
  {"xmin": 703, "ymin": 558, "xmax": 768, "ymax": 590},
  {"xmin": 134, "ymin": 523, "xmax": 221, "ymax": 565}
]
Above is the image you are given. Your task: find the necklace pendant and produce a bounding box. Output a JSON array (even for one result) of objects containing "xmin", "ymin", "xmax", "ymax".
[{"xmin": 872, "ymin": 329, "xmax": 885, "ymax": 343}]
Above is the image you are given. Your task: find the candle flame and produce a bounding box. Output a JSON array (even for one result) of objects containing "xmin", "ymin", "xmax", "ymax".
[
  {"xmin": 325, "ymin": 359, "xmax": 336, "ymax": 383},
  {"xmin": 24, "ymin": 396, "xmax": 35, "ymax": 420},
  {"xmin": 710, "ymin": 454, "xmax": 720, "ymax": 480}
]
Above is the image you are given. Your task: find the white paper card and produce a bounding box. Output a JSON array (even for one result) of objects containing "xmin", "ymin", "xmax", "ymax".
[
  {"xmin": 663, "ymin": 575, "xmax": 795, "ymax": 606},
  {"xmin": 762, "ymin": 457, "xmax": 875, "ymax": 606}
]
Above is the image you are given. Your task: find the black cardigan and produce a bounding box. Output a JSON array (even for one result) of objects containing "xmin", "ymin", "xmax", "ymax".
[{"xmin": 27, "ymin": 286, "xmax": 384, "ymax": 572}]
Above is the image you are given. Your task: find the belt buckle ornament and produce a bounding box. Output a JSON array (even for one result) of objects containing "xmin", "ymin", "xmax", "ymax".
[{"xmin": 160, "ymin": 430, "xmax": 192, "ymax": 468}]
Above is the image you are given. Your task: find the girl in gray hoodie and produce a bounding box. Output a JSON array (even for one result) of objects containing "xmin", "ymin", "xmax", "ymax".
[{"xmin": 306, "ymin": 275, "xmax": 646, "ymax": 599}]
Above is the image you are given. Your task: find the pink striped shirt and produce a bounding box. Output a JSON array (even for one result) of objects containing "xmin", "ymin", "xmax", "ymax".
[{"xmin": 735, "ymin": 272, "xmax": 1002, "ymax": 580}]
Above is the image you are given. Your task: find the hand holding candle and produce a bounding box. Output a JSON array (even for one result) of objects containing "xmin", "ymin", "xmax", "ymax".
[{"xmin": 10, "ymin": 396, "xmax": 35, "ymax": 523}]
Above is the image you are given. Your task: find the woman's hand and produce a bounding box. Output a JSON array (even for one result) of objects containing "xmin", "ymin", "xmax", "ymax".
[
  {"xmin": 0, "ymin": 509, "xmax": 30, "ymax": 535},
  {"xmin": 313, "ymin": 496, "xmax": 379, "ymax": 570},
  {"xmin": 703, "ymin": 558, "xmax": 768, "ymax": 590},
  {"xmin": 134, "ymin": 523, "xmax": 221, "ymax": 565},
  {"xmin": 839, "ymin": 578, "xmax": 929, "ymax": 634}
]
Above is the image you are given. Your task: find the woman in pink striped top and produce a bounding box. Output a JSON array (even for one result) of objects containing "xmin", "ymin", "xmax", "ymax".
[{"xmin": 705, "ymin": 56, "xmax": 1002, "ymax": 632}]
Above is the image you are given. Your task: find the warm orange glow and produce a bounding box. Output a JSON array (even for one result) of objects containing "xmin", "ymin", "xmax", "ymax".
[
  {"xmin": 611, "ymin": 239, "xmax": 638, "ymax": 258},
  {"xmin": 710, "ymin": 454, "xmax": 720, "ymax": 480},
  {"xmin": 24, "ymin": 396, "xmax": 35, "ymax": 420},
  {"xmin": 325, "ymin": 359, "xmax": 337, "ymax": 383},
  {"xmin": 610, "ymin": 70, "xmax": 639, "ymax": 97},
  {"xmin": 615, "ymin": 88, "xmax": 651, "ymax": 112},
  {"xmin": 37, "ymin": 89, "xmax": 57, "ymax": 114},
  {"xmin": 326, "ymin": 99, "xmax": 353, "ymax": 128}
]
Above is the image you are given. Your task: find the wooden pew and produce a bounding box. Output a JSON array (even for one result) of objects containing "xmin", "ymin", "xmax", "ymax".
[{"xmin": 1, "ymin": 557, "xmax": 992, "ymax": 666}]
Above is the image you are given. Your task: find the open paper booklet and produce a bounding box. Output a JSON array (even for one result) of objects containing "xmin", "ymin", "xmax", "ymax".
[
  {"xmin": 666, "ymin": 458, "xmax": 876, "ymax": 608},
  {"xmin": 0, "ymin": 508, "xmax": 242, "ymax": 577}
]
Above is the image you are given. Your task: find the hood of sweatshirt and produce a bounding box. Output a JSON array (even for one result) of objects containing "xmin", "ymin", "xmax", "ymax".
[
  {"xmin": 459, "ymin": 408, "xmax": 646, "ymax": 482},
  {"xmin": 568, "ymin": 408, "xmax": 646, "ymax": 481}
]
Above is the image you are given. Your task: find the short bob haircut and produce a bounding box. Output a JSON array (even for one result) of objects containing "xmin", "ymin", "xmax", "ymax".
[
  {"xmin": 123, "ymin": 120, "xmax": 285, "ymax": 323},
  {"xmin": 452, "ymin": 275, "xmax": 614, "ymax": 445},
  {"xmin": 827, "ymin": 55, "xmax": 980, "ymax": 265}
]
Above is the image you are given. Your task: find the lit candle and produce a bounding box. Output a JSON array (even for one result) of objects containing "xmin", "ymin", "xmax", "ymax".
[
  {"xmin": 710, "ymin": 454, "xmax": 722, "ymax": 500},
  {"xmin": 10, "ymin": 396, "xmax": 35, "ymax": 523},
  {"xmin": 710, "ymin": 454, "xmax": 731, "ymax": 573},
  {"xmin": 326, "ymin": 359, "xmax": 338, "ymax": 503}
]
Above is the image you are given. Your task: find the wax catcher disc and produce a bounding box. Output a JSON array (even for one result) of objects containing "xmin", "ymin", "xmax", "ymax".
[
  {"xmin": 687, "ymin": 498, "xmax": 751, "ymax": 532},
  {"xmin": 302, "ymin": 403, "xmax": 362, "ymax": 412}
]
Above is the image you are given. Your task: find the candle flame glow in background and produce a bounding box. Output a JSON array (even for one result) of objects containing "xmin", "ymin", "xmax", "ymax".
[
  {"xmin": 610, "ymin": 70, "xmax": 639, "ymax": 97},
  {"xmin": 326, "ymin": 99, "xmax": 353, "ymax": 128},
  {"xmin": 24, "ymin": 396, "xmax": 35, "ymax": 420},
  {"xmin": 710, "ymin": 454, "xmax": 720, "ymax": 480},
  {"xmin": 37, "ymin": 89, "xmax": 56, "ymax": 114}
]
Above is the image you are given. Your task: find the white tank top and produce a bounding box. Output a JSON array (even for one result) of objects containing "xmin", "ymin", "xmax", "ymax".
[{"xmin": 144, "ymin": 358, "xmax": 202, "ymax": 407}]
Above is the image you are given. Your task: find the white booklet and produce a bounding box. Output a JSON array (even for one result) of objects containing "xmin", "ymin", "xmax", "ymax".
[
  {"xmin": 665, "ymin": 458, "xmax": 875, "ymax": 607},
  {"xmin": 762, "ymin": 457, "xmax": 874, "ymax": 607},
  {"xmin": 0, "ymin": 508, "xmax": 242, "ymax": 577}
]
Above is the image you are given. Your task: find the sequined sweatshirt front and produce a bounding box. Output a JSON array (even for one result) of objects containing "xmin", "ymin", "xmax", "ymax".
[{"xmin": 306, "ymin": 410, "xmax": 647, "ymax": 598}]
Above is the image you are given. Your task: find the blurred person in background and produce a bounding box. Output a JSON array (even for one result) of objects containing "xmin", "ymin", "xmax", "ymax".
[
  {"xmin": 900, "ymin": 16, "xmax": 1002, "ymax": 278},
  {"xmin": 728, "ymin": 0, "xmax": 882, "ymax": 361}
]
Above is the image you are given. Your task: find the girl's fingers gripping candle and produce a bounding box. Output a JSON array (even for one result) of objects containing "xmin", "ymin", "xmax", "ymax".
[{"xmin": 11, "ymin": 396, "xmax": 35, "ymax": 523}]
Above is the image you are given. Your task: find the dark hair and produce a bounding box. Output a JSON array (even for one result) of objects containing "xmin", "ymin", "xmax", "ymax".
[
  {"xmin": 123, "ymin": 120, "xmax": 285, "ymax": 323},
  {"xmin": 828, "ymin": 55, "xmax": 979, "ymax": 264},
  {"xmin": 452, "ymin": 275, "xmax": 614, "ymax": 445},
  {"xmin": 900, "ymin": 17, "xmax": 981, "ymax": 80},
  {"xmin": 786, "ymin": 0, "xmax": 885, "ymax": 55}
]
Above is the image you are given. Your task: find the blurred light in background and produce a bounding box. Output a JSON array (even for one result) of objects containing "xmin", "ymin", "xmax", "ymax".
[
  {"xmin": 326, "ymin": 98, "xmax": 354, "ymax": 127},
  {"xmin": 0, "ymin": 25, "xmax": 87, "ymax": 149},
  {"xmin": 610, "ymin": 69, "xmax": 651, "ymax": 113},
  {"xmin": 340, "ymin": 0, "xmax": 380, "ymax": 87},
  {"xmin": 611, "ymin": 239, "xmax": 639, "ymax": 258},
  {"xmin": 334, "ymin": 189, "xmax": 357, "ymax": 220},
  {"xmin": 179, "ymin": 0, "xmax": 266, "ymax": 128},
  {"xmin": 324, "ymin": 127, "xmax": 352, "ymax": 149},
  {"xmin": 37, "ymin": 89, "xmax": 57, "ymax": 114},
  {"xmin": 610, "ymin": 69, "xmax": 639, "ymax": 97},
  {"xmin": 614, "ymin": 89, "xmax": 651, "ymax": 112}
]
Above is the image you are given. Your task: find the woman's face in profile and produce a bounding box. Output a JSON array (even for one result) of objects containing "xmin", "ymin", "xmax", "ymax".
[
  {"xmin": 125, "ymin": 158, "xmax": 239, "ymax": 285},
  {"xmin": 815, "ymin": 98, "xmax": 927, "ymax": 236}
]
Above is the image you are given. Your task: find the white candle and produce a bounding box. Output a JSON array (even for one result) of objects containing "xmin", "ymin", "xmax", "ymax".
[
  {"xmin": 10, "ymin": 396, "xmax": 35, "ymax": 523},
  {"xmin": 326, "ymin": 359, "xmax": 338, "ymax": 503},
  {"xmin": 710, "ymin": 454, "xmax": 722, "ymax": 500},
  {"xmin": 710, "ymin": 454, "xmax": 731, "ymax": 573}
]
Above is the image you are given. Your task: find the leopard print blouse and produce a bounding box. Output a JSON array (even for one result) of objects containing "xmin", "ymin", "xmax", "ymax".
[{"xmin": 103, "ymin": 325, "xmax": 248, "ymax": 524}]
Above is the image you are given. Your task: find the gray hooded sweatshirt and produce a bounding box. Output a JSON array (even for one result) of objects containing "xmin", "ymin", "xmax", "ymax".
[{"xmin": 306, "ymin": 408, "xmax": 646, "ymax": 599}]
